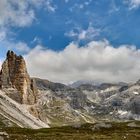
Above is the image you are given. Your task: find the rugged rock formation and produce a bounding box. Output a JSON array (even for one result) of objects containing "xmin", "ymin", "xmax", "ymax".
[
  {"xmin": 0, "ymin": 50, "xmax": 140, "ymax": 128},
  {"xmin": 0, "ymin": 50, "xmax": 36, "ymax": 104}
]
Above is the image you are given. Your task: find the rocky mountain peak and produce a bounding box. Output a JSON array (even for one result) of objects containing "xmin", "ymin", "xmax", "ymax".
[{"xmin": 0, "ymin": 50, "xmax": 37, "ymax": 104}]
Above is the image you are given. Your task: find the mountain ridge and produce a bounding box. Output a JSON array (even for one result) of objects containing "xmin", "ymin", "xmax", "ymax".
[{"xmin": 0, "ymin": 50, "xmax": 140, "ymax": 129}]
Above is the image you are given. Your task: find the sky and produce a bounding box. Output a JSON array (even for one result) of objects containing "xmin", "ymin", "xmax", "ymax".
[{"xmin": 1, "ymin": 0, "xmax": 140, "ymax": 84}]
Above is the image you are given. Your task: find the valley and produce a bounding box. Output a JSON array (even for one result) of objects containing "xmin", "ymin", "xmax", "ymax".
[{"xmin": 0, "ymin": 121, "xmax": 140, "ymax": 140}]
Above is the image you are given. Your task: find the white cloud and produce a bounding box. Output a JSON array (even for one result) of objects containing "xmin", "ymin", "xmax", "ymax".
[
  {"xmin": 13, "ymin": 42, "xmax": 30, "ymax": 53},
  {"xmin": 84, "ymin": 0, "xmax": 92, "ymax": 6},
  {"xmin": 0, "ymin": 39, "xmax": 30, "ymax": 54},
  {"xmin": 0, "ymin": 0, "xmax": 56, "ymax": 57},
  {"xmin": 109, "ymin": 0, "xmax": 120, "ymax": 14},
  {"xmin": 31, "ymin": 36, "xmax": 42, "ymax": 44},
  {"xmin": 0, "ymin": 0, "xmax": 35, "ymax": 55},
  {"xmin": 25, "ymin": 40, "xmax": 140, "ymax": 84},
  {"xmin": 125, "ymin": 0, "xmax": 140, "ymax": 9},
  {"xmin": 45, "ymin": 0, "xmax": 57, "ymax": 12},
  {"xmin": 64, "ymin": 0, "xmax": 69, "ymax": 3},
  {"xmin": 30, "ymin": 0, "xmax": 57, "ymax": 12},
  {"xmin": 0, "ymin": 0, "xmax": 35, "ymax": 27},
  {"xmin": 29, "ymin": 0, "xmax": 46, "ymax": 7},
  {"xmin": 0, "ymin": 29, "xmax": 6, "ymax": 41},
  {"xmin": 69, "ymin": 0, "xmax": 92, "ymax": 11},
  {"xmin": 0, "ymin": 0, "xmax": 56, "ymax": 34},
  {"xmin": 65, "ymin": 24, "xmax": 100, "ymax": 42}
]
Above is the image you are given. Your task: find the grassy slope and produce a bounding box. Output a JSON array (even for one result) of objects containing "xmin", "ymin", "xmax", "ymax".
[
  {"xmin": 0, "ymin": 114, "xmax": 17, "ymax": 127},
  {"xmin": 0, "ymin": 121, "xmax": 140, "ymax": 140}
]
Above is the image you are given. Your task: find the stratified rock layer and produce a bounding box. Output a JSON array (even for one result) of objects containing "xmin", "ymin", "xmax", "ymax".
[{"xmin": 0, "ymin": 50, "xmax": 36, "ymax": 104}]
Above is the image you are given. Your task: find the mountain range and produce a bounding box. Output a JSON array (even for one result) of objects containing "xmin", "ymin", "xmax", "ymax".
[{"xmin": 0, "ymin": 50, "xmax": 140, "ymax": 129}]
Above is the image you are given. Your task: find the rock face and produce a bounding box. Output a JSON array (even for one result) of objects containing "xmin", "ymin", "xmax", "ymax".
[{"xmin": 0, "ymin": 50, "xmax": 36, "ymax": 104}]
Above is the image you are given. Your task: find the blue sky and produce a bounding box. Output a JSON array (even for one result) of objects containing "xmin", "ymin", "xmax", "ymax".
[
  {"xmin": 1, "ymin": 0, "xmax": 140, "ymax": 83},
  {"xmin": 13, "ymin": 1, "xmax": 140, "ymax": 48},
  {"xmin": 15, "ymin": 0, "xmax": 140, "ymax": 49},
  {"xmin": 1, "ymin": 0, "xmax": 140, "ymax": 52}
]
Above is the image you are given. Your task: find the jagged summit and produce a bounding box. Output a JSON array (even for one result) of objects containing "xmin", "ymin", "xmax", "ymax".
[{"xmin": 0, "ymin": 50, "xmax": 36, "ymax": 104}]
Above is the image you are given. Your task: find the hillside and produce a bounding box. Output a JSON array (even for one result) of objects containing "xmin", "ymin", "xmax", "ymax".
[{"xmin": 0, "ymin": 50, "xmax": 139, "ymax": 129}]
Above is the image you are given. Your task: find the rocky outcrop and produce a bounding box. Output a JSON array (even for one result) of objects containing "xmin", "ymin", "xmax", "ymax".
[
  {"xmin": 34, "ymin": 78, "xmax": 69, "ymax": 91},
  {"xmin": 0, "ymin": 50, "xmax": 37, "ymax": 104}
]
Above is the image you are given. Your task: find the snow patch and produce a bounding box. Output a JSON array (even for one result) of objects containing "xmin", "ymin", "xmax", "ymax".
[
  {"xmin": 118, "ymin": 110, "xmax": 128, "ymax": 115},
  {"xmin": 133, "ymin": 91, "xmax": 139, "ymax": 95}
]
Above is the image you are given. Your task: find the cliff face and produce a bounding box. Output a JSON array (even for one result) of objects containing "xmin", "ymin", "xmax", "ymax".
[{"xmin": 0, "ymin": 50, "xmax": 37, "ymax": 104}]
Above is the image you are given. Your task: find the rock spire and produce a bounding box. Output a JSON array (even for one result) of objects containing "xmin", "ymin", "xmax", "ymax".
[{"xmin": 0, "ymin": 50, "xmax": 37, "ymax": 104}]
